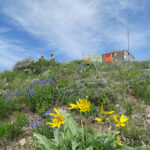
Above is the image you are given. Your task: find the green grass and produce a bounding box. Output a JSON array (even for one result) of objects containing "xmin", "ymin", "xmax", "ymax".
[
  {"xmin": 0, "ymin": 98, "xmax": 20, "ymax": 120},
  {"xmin": 132, "ymin": 80, "xmax": 150, "ymax": 103},
  {"xmin": 0, "ymin": 112, "xmax": 28, "ymax": 141}
]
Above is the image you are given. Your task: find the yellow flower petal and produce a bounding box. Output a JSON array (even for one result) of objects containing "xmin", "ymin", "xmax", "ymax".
[
  {"xmin": 116, "ymin": 137, "xmax": 123, "ymax": 146},
  {"xmin": 115, "ymin": 114, "xmax": 129, "ymax": 127},
  {"xmin": 110, "ymin": 115, "xmax": 118, "ymax": 121},
  {"xmin": 100, "ymin": 104, "xmax": 114, "ymax": 115},
  {"xmin": 71, "ymin": 99, "xmax": 91, "ymax": 112},
  {"xmin": 95, "ymin": 117, "xmax": 105, "ymax": 122},
  {"xmin": 54, "ymin": 107, "xmax": 59, "ymax": 115},
  {"xmin": 69, "ymin": 104, "xmax": 79, "ymax": 110},
  {"xmin": 47, "ymin": 108, "xmax": 65, "ymax": 128}
]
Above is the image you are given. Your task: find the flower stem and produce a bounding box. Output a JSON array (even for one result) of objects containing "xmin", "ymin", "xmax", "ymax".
[
  {"xmin": 63, "ymin": 127, "xmax": 67, "ymax": 150},
  {"xmin": 80, "ymin": 112, "xmax": 86, "ymax": 150}
]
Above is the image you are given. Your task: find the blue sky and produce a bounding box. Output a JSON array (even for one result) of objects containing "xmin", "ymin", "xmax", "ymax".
[{"xmin": 0, "ymin": 0, "xmax": 150, "ymax": 72}]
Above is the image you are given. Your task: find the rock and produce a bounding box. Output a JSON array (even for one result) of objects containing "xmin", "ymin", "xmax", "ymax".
[
  {"xmin": 88, "ymin": 116, "xmax": 95, "ymax": 123},
  {"xmin": 42, "ymin": 70, "xmax": 50, "ymax": 76},
  {"xmin": 146, "ymin": 119, "xmax": 150, "ymax": 125},
  {"xmin": 23, "ymin": 69, "xmax": 31, "ymax": 73},
  {"xmin": 146, "ymin": 114, "xmax": 150, "ymax": 119},
  {"xmin": 115, "ymin": 104, "xmax": 119, "ymax": 107},
  {"xmin": 131, "ymin": 115, "xmax": 139, "ymax": 119},
  {"xmin": 0, "ymin": 89, "xmax": 9, "ymax": 97},
  {"xmin": 19, "ymin": 138, "xmax": 26, "ymax": 146}
]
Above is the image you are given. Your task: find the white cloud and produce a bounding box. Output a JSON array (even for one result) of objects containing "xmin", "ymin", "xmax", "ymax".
[
  {"xmin": 0, "ymin": 37, "xmax": 42, "ymax": 71},
  {"xmin": 0, "ymin": 0, "xmax": 150, "ymax": 66}
]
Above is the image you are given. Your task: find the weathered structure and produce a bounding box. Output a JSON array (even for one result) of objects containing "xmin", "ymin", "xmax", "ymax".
[
  {"xmin": 39, "ymin": 56, "xmax": 45, "ymax": 62},
  {"xmin": 102, "ymin": 50, "xmax": 134, "ymax": 63},
  {"xmin": 50, "ymin": 54, "xmax": 55, "ymax": 61}
]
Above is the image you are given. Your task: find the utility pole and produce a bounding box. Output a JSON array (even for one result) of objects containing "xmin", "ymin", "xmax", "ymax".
[
  {"xmin": 127, "ymin": 26, "xmax": 129, "ymax": 52},
  {"xmin": 82, "ymin": 51, "xmax": 84, "ymax": 59}
]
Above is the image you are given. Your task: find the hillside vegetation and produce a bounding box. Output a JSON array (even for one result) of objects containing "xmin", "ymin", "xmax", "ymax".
[{"xmin": 0, "ymin": 59, "xmax": 150, "ymax": 150}]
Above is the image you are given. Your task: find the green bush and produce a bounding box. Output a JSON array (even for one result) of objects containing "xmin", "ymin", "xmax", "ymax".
[
  {"xmin": 29, "ymin": 60, "xmax": 60, "ymax": 74},
  {"xmin": 24, "ymin": 84, "xmax": 57, "ymax": 113}
]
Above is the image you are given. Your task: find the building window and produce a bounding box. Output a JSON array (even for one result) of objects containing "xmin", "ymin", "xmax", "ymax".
[
  {"xmin": 116, "ymin": 54, "xmax": 123, "ymax": 59},
  {"xmin": 112, "ymin": 53, "xmax": 114, "ymax": 57}
]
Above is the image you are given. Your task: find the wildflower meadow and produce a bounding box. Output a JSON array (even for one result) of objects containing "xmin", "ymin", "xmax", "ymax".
[{"xmin": 0, "ymin": 58, "xmax": 150, "ymax": 149}]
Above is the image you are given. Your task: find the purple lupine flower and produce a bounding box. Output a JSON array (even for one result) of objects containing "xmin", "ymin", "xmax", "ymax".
[
  {"xmin": 37, "ymin": 84, "xmax": 41, "ymax": 87},
  {"xmin": 59, "ymin": 125, "xmax": 63, "ymax": 129},
  {"xmin": 25, "ymin": 124, "xmax": 29, "ymax": 127},
  {"xmin": 32, "ymin": 121, "xmax": 37, "ymax": 127},
  {"xmin": 32, "ymin": 81, "xmax": 36, "ymax": 85},
  {"xmin": 30, "ymin": 90, "xmax": 36, "ymax": 94},
  {"xmin": 27, "ymin": 95, "xmax": 31, "ymax": 98},
  {"xmin": 44, "ymin": 110, "xmax": 55, "ymax": 117},
  {"xmin": 25, "ymin": 121, "xmax": 40, "ymax": 127},
  {"xmin": 14, "ymin": 91, "xmax": 22, "ymax": 96},
  {"xmin": 43, "ymin": 110, "xmax": 51, "ymax": 117},
  {"xmin": 39, "ymin": 116, "xmax": 43, "ymax": 120},
  {"xmin": 27, "ymin": 85, "xmax": 30, "ymax": 88},
  {"xmin": 7, "ymin": 94, "xmax": 13, "ymax": 98},
  {"xmin": 28, "ymin": 122, "xmax": 32, "ymax": 126},
  {"xmin": 46, "ymin": 78, "xmax": 52, "ymax": 83}
]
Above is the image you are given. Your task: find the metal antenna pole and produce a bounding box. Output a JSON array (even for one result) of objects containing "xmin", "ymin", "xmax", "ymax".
[
  {"xmin": 83, "ymin": 51, "xmax": 84, "ymax": 59},
  {"xmin": 127, "ymin": 26, "xmax": 129, "ymax": 52}
]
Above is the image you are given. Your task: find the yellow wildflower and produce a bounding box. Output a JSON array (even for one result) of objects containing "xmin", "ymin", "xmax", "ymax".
[
  {"xmin": 110, "ymin": 115, "xmax": 118, "ymax": 120},
  {"xmin": 69, "ymin": 103, "xmax": 79, "ymax": 110},
  {"xmin": 69, "ymin": 99, "xmax": 91, "ymax": 112},
  {"xmin": 47, "ymin": 114, "xmax": 65, "ymax": 128},
  {"xmin": 100, "ymin": 104, "xmax": 114, "ymax": 115},
  {"xmin": 88, "ymin": 55, "xmax": 92, "ymax": 59},
  {"xmin": 77, "ymin": 99, "xmax": 91, "ymax": 112},
  {"xmin": 96, "ymin": 56, "xmax": 100, "ymax": 60},
  {"xmin": 116, "ymin": 137, "xmax": 123, "ymax": 146},
  {"xmin": 113, "ymin": 114, "xmax": 129, "ymax": 127},
  {"xmin": 95, "ymin": 117, "xmax": 105, "ymax": 122},
  {"xmin": 49, "ymin": 107, "xmax": 59, "ymax": 117},
  {"xmin": 115, "ymin": 131, "xmax": 119, "ymax": 135}
]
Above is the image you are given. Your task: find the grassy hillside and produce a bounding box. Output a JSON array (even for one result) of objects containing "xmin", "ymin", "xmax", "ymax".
[{"xmin": 0, "ymin": 59, "xmax": 150, "ymax": 149}]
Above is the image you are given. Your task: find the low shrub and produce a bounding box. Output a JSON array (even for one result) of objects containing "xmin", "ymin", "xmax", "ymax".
[
  {"xmin": 24, "ymin": 83, "xmax": 57, "ymax": 113},
  {"xmin": 13, "ymin": 57, "xmax": 34, "ymax": 71}
]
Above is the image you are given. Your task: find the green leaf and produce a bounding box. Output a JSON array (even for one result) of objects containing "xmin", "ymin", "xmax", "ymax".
[
  {"xmin": 59, "ymin": 109, "xmax": 81, "ymax": 137},
  {"xmin": 65, "ymin": 127, "xmax": 74, "ymax": 141},
  {"xmin": 86, "ymin": 146, "xmax": 94, "ymax": 150},
  {"xmin": 123, "ymin": 145, "xmax": 150, "ymax": 150},
  {"xmin": 53, "ymin": 129, "xmax": 63, "ymax": 145},
  {"xmin": 72, "ymin": 141, "xmax": 79, "ymax": 150},
  {"xmin": 33, "ymin": 133, "xmax": 57, "ymax": 150}
]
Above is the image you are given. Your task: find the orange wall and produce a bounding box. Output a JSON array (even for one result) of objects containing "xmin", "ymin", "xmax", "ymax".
[{"xmin": 105, "ymin": 56, "xmax": 112, "ymax": 62}]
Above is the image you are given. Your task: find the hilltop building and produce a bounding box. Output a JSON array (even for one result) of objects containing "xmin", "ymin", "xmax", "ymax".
[{"xmin": 102, "ymin": 50, "xmax": 134, "ymax": 63}]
